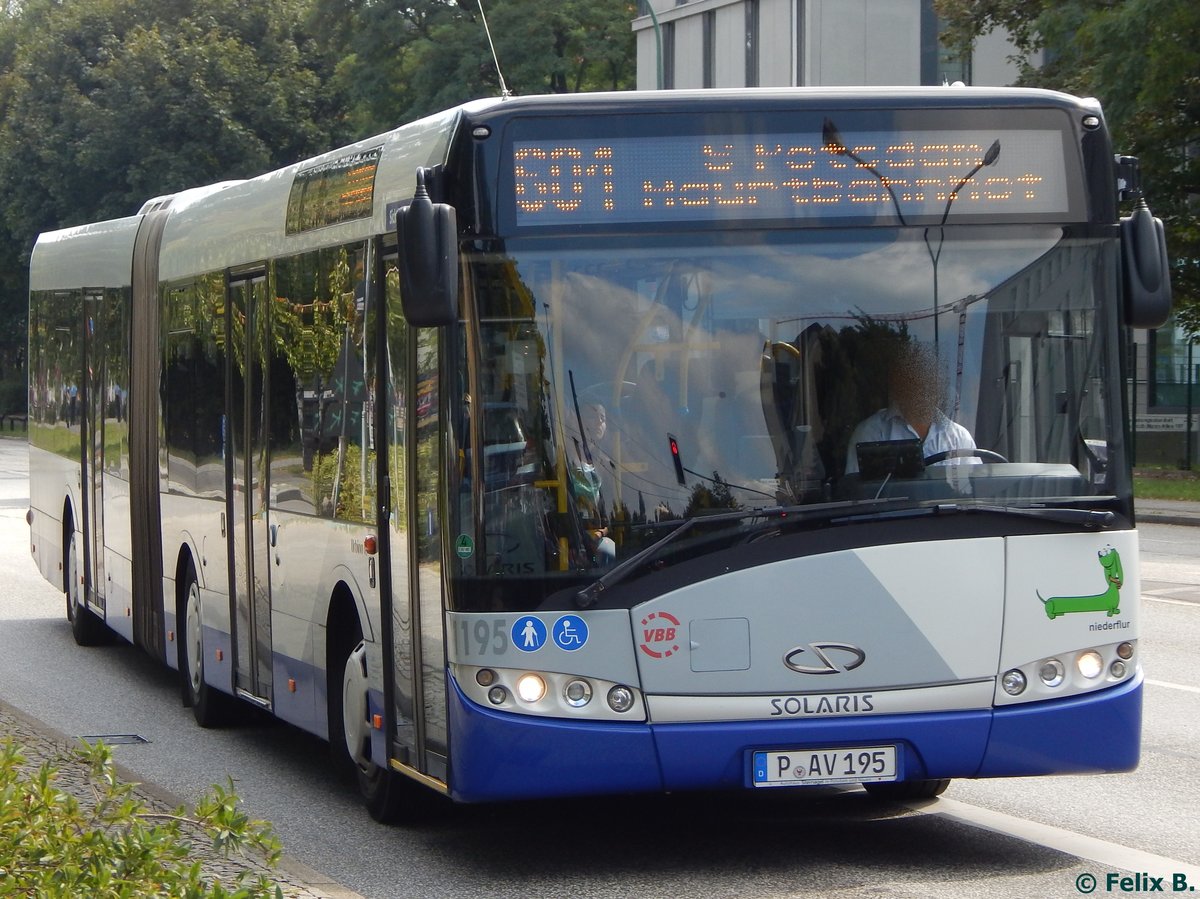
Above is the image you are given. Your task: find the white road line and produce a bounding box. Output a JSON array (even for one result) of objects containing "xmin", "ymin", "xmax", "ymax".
[
  {"xmin": 910, "ymin": 796, "xmax": 1200, "ymax": 883},
  {"xmin": 1146, "ymin": 678, "xmax": 1200, "ymax": 695},
  {"xmin": 1144, "ymin": 596, "xmax": 1200, "ymax": 607}
]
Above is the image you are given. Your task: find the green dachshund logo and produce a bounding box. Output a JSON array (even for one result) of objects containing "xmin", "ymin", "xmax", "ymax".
[{"xmin": 1038, "ymin": 547, "xmax": 1124, "ymax": 619}]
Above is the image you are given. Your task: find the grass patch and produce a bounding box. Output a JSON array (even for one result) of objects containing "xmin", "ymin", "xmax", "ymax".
[{"xmin": 1134, "ymin": 466, "xmax": 1200, "ymax": 502}]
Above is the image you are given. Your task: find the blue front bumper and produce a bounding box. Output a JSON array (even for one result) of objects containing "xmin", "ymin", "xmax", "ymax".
[{"xmin": 445, "ymin": 674, "xmax": 1142, "ymax": 803}]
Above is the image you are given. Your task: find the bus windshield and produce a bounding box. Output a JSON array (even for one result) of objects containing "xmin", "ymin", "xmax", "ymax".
[{"xmin": 451, "ymin": 225, "xmax": 1126, "ymax": 611}]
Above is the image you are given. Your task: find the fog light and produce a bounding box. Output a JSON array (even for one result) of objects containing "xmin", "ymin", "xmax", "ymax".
[
  {"xmin": 1039, "ymin": 658, "xmax": 1065, "ymax": 688},
  {"xmin": 1077, "ymin": 651, "xmax": 1104, "ymax": 679},
  {"xmin": 1110, "ymin": 660, "xmax": 1127, "ymax": 679},
  {"xmin": 516, "ymin": 674, "xmax": 546, "ymax": 703},
  {"xmin": 476, "ymin": 668, "xmax": 496, "ymax": 687},
  {"xmin": 564, "ymin": 679, "xmax": 592, "ymax": 707},
  {"xmin": 1116, "ymin": 642, "xmax": 1134, "ymax": 660},
  {"xmin": 607, "ymin": 685, "xmax": 636, "ymax": 712},
  {"xmin": 1001, "ymin": 669, "xmax": 1027, "ymax": 696},
  {"xmin": 488, "ymin": 686, "xmax": 507, "ymax": 705}
]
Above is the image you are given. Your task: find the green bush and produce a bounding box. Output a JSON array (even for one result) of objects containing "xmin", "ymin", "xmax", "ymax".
[{"xmin": 0, "ymin": 738, "xmax": 284, "ymax": 898}]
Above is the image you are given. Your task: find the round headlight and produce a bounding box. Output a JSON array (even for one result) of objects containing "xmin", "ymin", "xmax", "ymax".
[
  {"xmin": 516, "ymin": 673, "xmax": 546, "ymax": 703},
  {"xmin": 1039, "ymin": 658, "xmax": 1066, "ymax": 688},
  {"xmin": 1110, "ymin": 660, "xmax": 1127, "ymax": 679},
  {"xmin": 607, "ymin": 685, "xmax": 636, "ymax": 713},
  {"xmin": 1001, "ymin": 669, "xmax": 1027, "ymax": 696},
  {"xmin": 564, "ymin": 679, "xmax": 593, "ymax": 708},
  {"xmin": 1077, "ymin": 651, "xmax": 1104, "ymax": 679},
  {"xmin": 488, "ymin": 686, "xmax": 507, "ymax": 705},
  {"xmin": 1116, "ymin": 642, "xmax": 1134, "ymax": 660},
  {"xmin": 476, "ymin": 668, "xmax": 497, "ymax": 687}
]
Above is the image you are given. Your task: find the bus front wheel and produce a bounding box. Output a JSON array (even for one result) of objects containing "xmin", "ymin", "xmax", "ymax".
[{"xmin": 330, "ymin": 616, "xmax": 413, "ymax": 823}]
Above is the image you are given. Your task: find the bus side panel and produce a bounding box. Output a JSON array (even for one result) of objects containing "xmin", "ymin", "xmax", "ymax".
[
  {"xmin": 159, "ymin": 491, "xmax": 234, "ymax": 688},
  {"xmin": 28, "ymin": 445, "xmax": 77, "ymax": 589},
  {"xmin": 270, "ymin": 511, "xmax": 379, "ymax": 740}
]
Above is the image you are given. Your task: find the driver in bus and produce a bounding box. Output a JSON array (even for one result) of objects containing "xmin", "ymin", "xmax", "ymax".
[{"xmin": 844, "ymin": 342, "xmax": 978, "ymax": 475}]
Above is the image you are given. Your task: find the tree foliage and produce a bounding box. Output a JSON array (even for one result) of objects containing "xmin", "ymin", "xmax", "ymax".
[
  {"xmin": 309, "ymin": 0, "xmax": 637, "ymax": 136},
  {"xmin": 934, "ymin": 0, "xmax": 1200, "ymax": 336},
  {"xmin": 0, "ymin": 0, "xmax": 638, "ymax": 413}
]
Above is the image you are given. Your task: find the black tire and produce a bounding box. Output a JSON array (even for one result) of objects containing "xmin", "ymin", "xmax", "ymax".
[
  {"xmin": 329, "ymin": 615, "xmax": 422, "ymax": 823},
  {"xmin": 65, "ymin": 526, "xmax": 108, "ymax": 646},
  {"xmin": 863, "ymin": 778, "xmax": 951, "ymax": 801},
  {"xmin": 181, "ymin": 563, "xmax": 232, "ymax": 727}
]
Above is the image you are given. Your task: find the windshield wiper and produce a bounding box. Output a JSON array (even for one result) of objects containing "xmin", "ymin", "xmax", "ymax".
[
  {"xmin": 574, "ymin": 498, "xmax": 909, "ymax": 608},
  {"xmin": 932, "ymin": 503, "xmax": 1117, "ymax": 528}
]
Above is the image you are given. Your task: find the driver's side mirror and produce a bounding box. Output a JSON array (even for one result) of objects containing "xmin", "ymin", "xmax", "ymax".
[{"xmin": 395, "ymin": 167, "xmax": 459, "ymax": 327}]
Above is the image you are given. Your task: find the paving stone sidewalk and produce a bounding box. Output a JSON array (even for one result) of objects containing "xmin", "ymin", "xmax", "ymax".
[{"xmin": 0, "ymin": 697, "xmax": 355, "ymax": 898}]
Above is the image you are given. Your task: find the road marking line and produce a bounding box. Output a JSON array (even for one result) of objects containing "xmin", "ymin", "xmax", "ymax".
[
  {"xmin": 910, "ymin": 796, "xmax": 1200, "ymax": 882},
  {"xmin": 1144, "ymin": 596, "xmax": 1200, "ymax": 607},
  {"xmin": 1146, "ymin": 678, "xmax": 1200, "ymax": 694}
]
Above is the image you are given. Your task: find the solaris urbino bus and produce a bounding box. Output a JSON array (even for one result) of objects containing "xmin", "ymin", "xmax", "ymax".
[{"xmin": 27, "ymin": 87, "xmax": 1172, "ymax": 821}]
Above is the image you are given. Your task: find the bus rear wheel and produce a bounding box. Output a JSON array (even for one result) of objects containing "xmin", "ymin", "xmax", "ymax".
[
  {"xmin": 863, "ymin": 778, "xmax": 951, "ymax": 801},
  {"xmin": 65, "ymin": 526, "xmax": 107, "ymax": 646},
  {"xmin": 330, "ymin": 617, "xmax": 414, "ymax": 823}
]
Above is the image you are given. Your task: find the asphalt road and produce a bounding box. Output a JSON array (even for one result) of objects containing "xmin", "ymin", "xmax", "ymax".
[{"xmin": 2, "ymin": 437, "xmax": 1198, "ymax": 899}]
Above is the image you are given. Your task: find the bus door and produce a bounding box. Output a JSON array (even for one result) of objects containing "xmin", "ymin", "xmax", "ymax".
[
  {"xmin": 81, "ymin": 290, "xmax": 106, "ymax": 613},
  {"xmin": 228, "ymin": 271, "xmax": 273, "ymax": 705},
  {"xmin": 380, "ymin": 256, "xmax": 448, "ymax": 781}
]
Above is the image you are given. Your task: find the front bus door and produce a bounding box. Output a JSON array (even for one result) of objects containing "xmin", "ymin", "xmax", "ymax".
[
  {"xmin": 380, "ymin": 253, "xmax": 448, "ymax": 784},
  {"xmin": 228, "ymin": 271, "xmax": 273, "ymax": 705}
]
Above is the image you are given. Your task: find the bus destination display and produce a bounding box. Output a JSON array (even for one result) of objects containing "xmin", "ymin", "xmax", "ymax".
[{"xmin": 511, "ymin": 128, "xmax": 1071, "ymax": 227}]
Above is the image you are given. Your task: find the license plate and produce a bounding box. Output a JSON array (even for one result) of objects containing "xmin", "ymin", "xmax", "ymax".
[{"xmin": 752, "ymin": 745, "xmax": 897, "ymax": 788}]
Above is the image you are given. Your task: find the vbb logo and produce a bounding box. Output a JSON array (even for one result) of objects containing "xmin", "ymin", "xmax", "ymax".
[{"xmin": 639, "ymin": 611, "xmax": 681, "ymax": 659}]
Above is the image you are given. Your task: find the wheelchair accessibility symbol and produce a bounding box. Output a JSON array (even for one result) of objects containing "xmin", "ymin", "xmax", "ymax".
[{"xmin": 552, "ymin": 615, "xmax": 589, "ymax": 651}]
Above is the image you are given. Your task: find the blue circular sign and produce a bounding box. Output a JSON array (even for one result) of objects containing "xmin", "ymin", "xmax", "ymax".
[
  {"xmin": 511, "ymin": 617, "xmax": 548, "ymax": 652},
  {"xmin": 552, "ymin": 615, "xmax": 589, "ymax": 651}
]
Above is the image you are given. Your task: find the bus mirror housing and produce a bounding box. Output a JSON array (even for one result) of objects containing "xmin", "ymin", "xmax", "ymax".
[
  {"xmin": 1117, "ymin": 155, "xmax": 1171, "ymax": 329},
  {"xmin": 396, "ymin": 168, "xmax": 459, "ymax": 327}
]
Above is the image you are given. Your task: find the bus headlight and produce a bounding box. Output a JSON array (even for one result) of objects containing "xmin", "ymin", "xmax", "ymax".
[
  {"xmin": 1076, "ymin": 651, "xmax": 1104, "ymax": 679},
  {"xmin": 516, "ymin": 674, "xmax": 546, "ymax": 703}
]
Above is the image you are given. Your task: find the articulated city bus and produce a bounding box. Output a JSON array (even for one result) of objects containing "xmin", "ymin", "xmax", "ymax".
[{"xmin": 28, "ymin": 87, "xmax": 1171, "ymax": 821}]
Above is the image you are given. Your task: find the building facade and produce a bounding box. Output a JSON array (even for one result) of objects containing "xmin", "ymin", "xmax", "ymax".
[{"xmin": 633, "ymin": 0, "xmax": 1028, "ymax": 91}]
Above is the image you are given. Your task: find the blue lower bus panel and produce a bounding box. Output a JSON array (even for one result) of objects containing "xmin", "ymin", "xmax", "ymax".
[{"xmin": 445, "ymin": 676, "xmax": 1141, "ymax": 802}]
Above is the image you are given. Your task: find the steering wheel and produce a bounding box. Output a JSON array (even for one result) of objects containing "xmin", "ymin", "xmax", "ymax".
[{"xmin": 923, "ymin": 448, "xmax": 1009, "ymax": 465}]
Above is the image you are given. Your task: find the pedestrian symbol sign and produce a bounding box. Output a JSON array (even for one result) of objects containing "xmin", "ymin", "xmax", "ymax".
[
  {"xmin": 553, "ymin": 615, "xmax": 589, "ymax": 651},
  {"xmin": 512, "ymin": 617, "xmax": 548, "ymax": 652}
]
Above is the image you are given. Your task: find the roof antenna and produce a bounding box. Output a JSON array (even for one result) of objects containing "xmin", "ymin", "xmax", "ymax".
[{"xmin": 477, "ymin": 0, "xmax": 511, "ymax": 99}]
